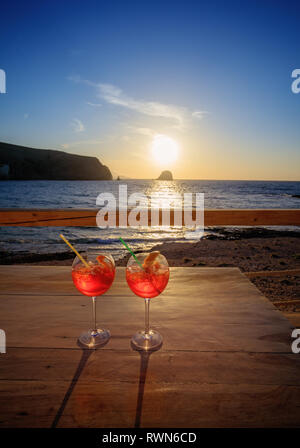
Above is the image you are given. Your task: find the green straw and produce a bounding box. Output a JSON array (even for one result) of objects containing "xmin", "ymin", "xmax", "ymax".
[{"xmin": 119, "ymin": 237, "xmax": 144, "ymax": 269}]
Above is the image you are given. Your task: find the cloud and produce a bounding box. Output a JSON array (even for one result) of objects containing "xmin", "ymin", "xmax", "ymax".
[
  {"xmin": 128, "ymin": 126, "xmax": 155, "ymax": 136},
  {"xmin": 69, "ymin": 76, "xmax": 208, "ymax": 129},
  {"xmin": 24, "ymin": 113, "xmax": 29, "ymax": 120},
  {"xmin": 61, "ymin": 139, "xmax": 102, "ymax": 149},
  {"xmin": 192, "ymin": 110, "xmax": 208, "ymax": 119},
  {"xmin": 97, "ymin": 83, "xmax": 186, "ymax": 127},
  {"xmin": 71, "ymin": 118, "xmax": 85, "ymax": 133},
  {"xmin": 86, "ymin": 101, "xmax": 102, "ymax": 107},
  {"xmin": 68, "ymin": 74, "xmax": 83, "ymax": 83}
]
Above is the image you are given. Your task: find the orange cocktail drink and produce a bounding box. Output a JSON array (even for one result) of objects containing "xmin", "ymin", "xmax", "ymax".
[
  {"xmin": 72, "ymin": 253, "xmax": 115, "ymax": 348},
  {"xmin": 72, "ymin": 256, "xmax": 115, "ymax": 297},
  {"xmin": 126, "ymin": 251, "xmax": 169, "ymax": 351}
]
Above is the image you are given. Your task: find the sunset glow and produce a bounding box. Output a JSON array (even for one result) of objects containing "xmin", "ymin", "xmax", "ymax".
[{"xmin": 151, "ymin": 135, "xmax": 179, "ymax": 167}]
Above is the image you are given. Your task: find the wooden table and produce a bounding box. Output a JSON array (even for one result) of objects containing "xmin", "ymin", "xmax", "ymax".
[{"xmin": 0, "ymin": 266, "xmax": 299, "ymax": 428}]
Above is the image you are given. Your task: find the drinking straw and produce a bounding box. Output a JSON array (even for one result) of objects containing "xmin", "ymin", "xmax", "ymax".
[
  {"xmin": 119, "ymin": 237, "xmax": 144, "ymax": 269},
  {"xmin": 59, "ymin": 234, "xmax": 89, "ymax": 268}
]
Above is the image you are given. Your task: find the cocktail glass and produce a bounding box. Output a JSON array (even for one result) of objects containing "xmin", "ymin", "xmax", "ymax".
[
  {"xmin": 126, "ymin": 251, "xmax": 169, "ymax": 351},
  {"xmin": 72, "ymin": 252, "xmax": 115, "ymax": 348}
]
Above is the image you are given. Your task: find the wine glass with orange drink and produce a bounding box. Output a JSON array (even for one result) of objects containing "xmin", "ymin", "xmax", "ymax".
[
  {"xmin": 126, "ymin": 251, "xmax": 169, "ymax": 351},
  {"xmin": 72, "ymin": 251, "xmax": 115, "ymax": 348}
]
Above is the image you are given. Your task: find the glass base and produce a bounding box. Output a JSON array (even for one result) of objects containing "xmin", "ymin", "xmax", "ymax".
[
  {"xmin": 78, "ymin": 329, "xmax": 110, "ymax": 348},
  {"xmin": 131, "ymin": 329, "xmax": 163, "ymax": 351}
]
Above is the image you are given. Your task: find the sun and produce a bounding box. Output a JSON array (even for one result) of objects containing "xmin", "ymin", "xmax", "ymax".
[{"xmin": 151, "ymin": 134, "xmax": 179, "ymax": 166}]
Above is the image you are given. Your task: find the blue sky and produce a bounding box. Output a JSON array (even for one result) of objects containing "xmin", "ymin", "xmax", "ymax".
[{"xmin": 0, "ymin": 0, "xmax": 300, "ymax": 179}]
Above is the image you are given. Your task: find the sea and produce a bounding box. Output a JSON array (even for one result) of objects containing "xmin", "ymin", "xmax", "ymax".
[{"xmin": 0, "ymin": 179, "xmax": 299, "ymax": 260}]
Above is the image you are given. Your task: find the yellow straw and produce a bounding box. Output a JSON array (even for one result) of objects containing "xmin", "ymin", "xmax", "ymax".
[{"xmin": 59, "ymin": 234, "xmax": 89, "ymax": 268}]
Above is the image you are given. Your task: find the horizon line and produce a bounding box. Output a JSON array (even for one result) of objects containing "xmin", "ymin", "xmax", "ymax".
[{"xmin": 1, "ymin": 141, "xmax": 299, "ymax": 183}]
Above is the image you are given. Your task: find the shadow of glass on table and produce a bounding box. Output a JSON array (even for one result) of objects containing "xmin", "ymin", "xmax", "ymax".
[
  {"xmin": 132, "ymin": 340, "xmax": 163, "ymax": 428},
  {"xmin": 51, "ymin": 337, "xmax": 162, "ymax": 428},
  {"xmin": 51, "ymin": 338, "xmax": 109, "ymax": 428}
]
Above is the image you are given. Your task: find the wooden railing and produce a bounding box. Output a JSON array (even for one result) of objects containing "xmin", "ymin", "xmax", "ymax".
[{"xmin": 0, "ymin": 209, "xmax": 299, "ymax": 226}]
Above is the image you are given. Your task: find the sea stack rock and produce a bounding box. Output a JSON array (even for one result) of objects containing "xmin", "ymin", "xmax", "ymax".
[{"xmin": 157, "ymin": 170, "xmax": 173, "ymax": 180}]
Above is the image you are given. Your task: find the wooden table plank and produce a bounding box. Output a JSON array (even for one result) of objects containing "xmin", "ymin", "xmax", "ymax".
[
  {"xmin": 0, "ymin": 300, "xmax": 294, "ymax": 352},
  {"xmin": 0, "ymin": 381, "xmax": 68, "ymax": 428},
  {"xmin": 1, "ymin": 380, "xmax": 300, "ymax": 428},
  {"xmin": 0, "ymin": 266, "xmax": 299, "ymax": 428},
  {"xmin": 0, "ymin": 267, "xmax": 294, "ymax": 351},
  {"xmin": 60, "ymin": 382, "xmax": 300, "ymax": 428},
  {"xmin": 2, "ymin": 348, "xmax": 300, "ymax": 385}
]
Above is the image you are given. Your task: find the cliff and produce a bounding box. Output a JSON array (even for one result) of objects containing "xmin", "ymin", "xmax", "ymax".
[
  {"xmin": 157, "ymin": 170, "xmax": 173, "ymax": 180},
  {"xmin": 0, "ymin": 142, "xmax": 112, "ymax": 180}
]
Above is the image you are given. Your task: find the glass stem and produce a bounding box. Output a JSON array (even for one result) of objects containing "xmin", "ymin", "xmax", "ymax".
[
  {"xmin": 145, "ymin": 298, "xmax": 150, "ymax": 336},
  {"xmin": 92, "ymin": 296, "xmax": 97, "ymax": 335}
]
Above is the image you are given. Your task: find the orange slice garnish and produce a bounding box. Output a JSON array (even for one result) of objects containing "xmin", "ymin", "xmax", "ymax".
[
  {"xmin": 96, "ymin": 255, "xmax": 107, "ymax": 267},
  {"xmin": 142, "ymin": 251, "xmax": 160, "ymax": 269}
]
